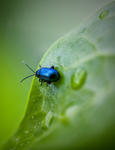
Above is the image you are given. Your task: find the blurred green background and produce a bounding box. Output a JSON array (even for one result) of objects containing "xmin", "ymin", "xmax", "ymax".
[{"xmin": 0, "ymin": 0, "xmax": 111, "ymax": 149}]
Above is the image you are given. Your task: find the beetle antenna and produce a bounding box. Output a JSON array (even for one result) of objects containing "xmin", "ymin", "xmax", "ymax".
[
  {"xmin": 20, "ymin": 74, "xmax": 35, "ymax": 83},
  {"xmin": 22, "ymin": 61, "xmax": 35, "ymax": 73}
]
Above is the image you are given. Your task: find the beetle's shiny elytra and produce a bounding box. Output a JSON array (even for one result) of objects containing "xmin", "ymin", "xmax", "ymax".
[
  {"xmin": 20, "ymin": 62, "xmax": 60, "ymax": 84},
  {"xmin": 36, "ymin": 66, "xmax": 60, "ymax": 84}
]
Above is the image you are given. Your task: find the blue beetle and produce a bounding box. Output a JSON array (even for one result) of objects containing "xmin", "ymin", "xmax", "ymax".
[
  {"xmin": 36, "ymin": 66, "xmax": 60, "ymax": 84},
  {"xmin": 21, "ymin": 61, "xmax": 60, "ymax": 84}
]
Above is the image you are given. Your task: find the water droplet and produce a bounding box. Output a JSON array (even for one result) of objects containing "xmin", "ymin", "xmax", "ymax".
[
  {"xmin": 24, "ymin": 130, "xmax": 29, "ymax": 134},
  {"xmin": 42, "ymin": 111, "xmax": 53, "ymax": 128},
  {"xmin": 71, "ymin": 67, "xmax": 87, "ymax": 89},
  {"xmin": 99, "ymin": 10, "xmax": 109, "ymax": 20}
]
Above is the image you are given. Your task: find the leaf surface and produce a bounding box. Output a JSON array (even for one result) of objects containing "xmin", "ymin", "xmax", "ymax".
[{"xmin": 4, "ymin": 2, "xmax": 115, "ymax": 150}]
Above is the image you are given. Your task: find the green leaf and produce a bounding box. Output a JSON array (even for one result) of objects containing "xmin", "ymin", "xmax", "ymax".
[{"xmin": 3, "ymin": 1, "xmax": 115, "ymax": 150}]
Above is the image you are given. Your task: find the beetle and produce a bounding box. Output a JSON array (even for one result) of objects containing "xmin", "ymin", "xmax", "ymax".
[{"xmin": 20, "ymin": 61, "xmax": 60, "ymax": 85}]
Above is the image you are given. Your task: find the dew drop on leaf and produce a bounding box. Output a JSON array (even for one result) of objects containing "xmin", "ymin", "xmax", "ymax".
[
  {"xmin": 41, "ymin": 111, "xmax": 53, "ymax": 128},
  {"xmin": 71, "ymin": 67, "xmax": 87, "ymax": 89}
]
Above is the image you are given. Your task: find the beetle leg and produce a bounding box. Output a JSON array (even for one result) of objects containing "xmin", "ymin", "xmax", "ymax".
[
  {"xmin": 39, "ymin": 79, "xmax": 43, "ymax": 85},
  {"xmin": 51, "ymin": 66, "xmax": 54, "ymax": 69}
]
